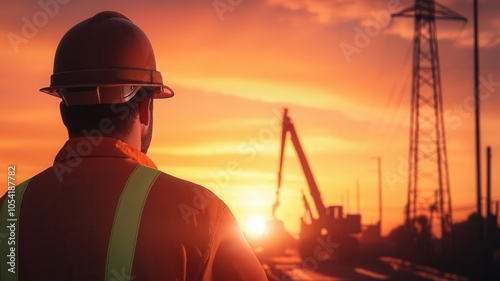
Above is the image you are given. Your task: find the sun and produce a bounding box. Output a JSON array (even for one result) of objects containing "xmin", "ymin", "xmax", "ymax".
[{"xmin": 245, "ymin": 216, "xmax": 267, "ymax": 236}]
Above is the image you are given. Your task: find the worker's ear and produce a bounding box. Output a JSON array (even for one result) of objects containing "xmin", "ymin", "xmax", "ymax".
[
  {"xmin": 59, "ymin": 101, "xmax": 70, "ymax": 129},
  {"xmin": 138, "ymin": 95, "xmax": 152, "ymax": 126}
]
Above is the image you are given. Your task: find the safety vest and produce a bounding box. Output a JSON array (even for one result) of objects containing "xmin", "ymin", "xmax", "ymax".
[{"xmin": 0, "ymin": 165, "xmax": 160, "ymax": 281}]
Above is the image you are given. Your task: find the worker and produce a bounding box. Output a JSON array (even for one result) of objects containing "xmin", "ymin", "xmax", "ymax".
[{"xmin": 0, "ymin": 11, "xmax": 268, "ymax": 281}]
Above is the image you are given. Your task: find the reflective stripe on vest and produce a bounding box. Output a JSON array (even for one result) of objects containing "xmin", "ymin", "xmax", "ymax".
[
  {"xmin": 0, "ymin": 179, "xmax": 30, "ymax": 281},
  {"xmin": 0, "ymin": 165, "xmax": 161, "ymax": 281},
  {"xmin": 106, "ymin": 165, "xmax": 161, "ymax": 280}
]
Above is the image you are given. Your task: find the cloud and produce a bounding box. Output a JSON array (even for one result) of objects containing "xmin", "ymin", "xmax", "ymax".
[
  {"xmin": 385, "ymin": 0, "xmax": 500, "ymax": 48},
  {"xmin": 266, "ymin": 0, "xmax": 498, "ymax": 49},
  {"xmin": 267, "ymin": 0, "xmax": 376, "ymax": 25}
]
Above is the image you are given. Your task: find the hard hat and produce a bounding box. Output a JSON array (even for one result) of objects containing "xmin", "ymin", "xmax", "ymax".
[{"xmin": 40, "ymin": 11, "xmax": 174, "ymax": 105}]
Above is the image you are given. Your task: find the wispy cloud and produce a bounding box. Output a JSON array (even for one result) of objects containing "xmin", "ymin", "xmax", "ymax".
[{"xmin": 267, "ymin": 0, "xmax": 378, "ymax": 25}]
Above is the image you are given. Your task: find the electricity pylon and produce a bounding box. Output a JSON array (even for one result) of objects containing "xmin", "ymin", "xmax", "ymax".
[{"xmin": 392, "ymin": 0, "xmax": 466, "ymax": 253}]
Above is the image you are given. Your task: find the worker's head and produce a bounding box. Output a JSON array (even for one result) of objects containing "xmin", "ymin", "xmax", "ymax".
[
  {"xmin": 58, "ymin": 87, "xmax": 155, "ymax": 153},
  {"xmin": 40, "ymin": 11, "xmax": 173, "ymax": 153}
]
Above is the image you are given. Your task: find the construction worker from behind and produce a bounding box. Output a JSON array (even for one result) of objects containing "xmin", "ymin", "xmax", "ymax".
[{"xmin": 0, "ymin": 11, "xmax": 268, "ymax": 281}]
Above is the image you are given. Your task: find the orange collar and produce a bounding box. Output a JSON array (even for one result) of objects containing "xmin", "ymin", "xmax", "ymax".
[{"xmin": 54, "ymin": 137, "xmax": 157, "ymax": 168}]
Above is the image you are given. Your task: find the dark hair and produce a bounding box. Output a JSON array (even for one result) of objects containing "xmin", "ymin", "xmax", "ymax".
[{"xmin": 60, "ymin": 88, "xmax": 153, "ymax": 138}]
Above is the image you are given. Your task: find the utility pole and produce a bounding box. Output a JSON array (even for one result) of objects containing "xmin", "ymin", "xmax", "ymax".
[
  {"xmin": 393, "ymin": 0, "xmax": 466, "ymax": 253},
  {"xmin": 485, "ymin": 146, "xmax": 492, "ymax": 247},
  {"xmin": 356, "ymin": 179, "xmax": 360, "ymax": 214},
  {"xmin": 378, "ymin": 157, "xmax": 382, "ymax": 237},
  {"xmin": 473, "ymin": 0, "xmax": 482, "ymax": 222},
  {"xmin": 486, "ymin": 147, "xmax": 491, "ymax": 220},
  {"xmin": 473, "ymin": 2, "xmax": 485, "ymax": 258},
  {"xmin": 496, "ymin": 202, "xmax": 499, "ymax": 227},
  {"xmin": 346, "ymin": 188, "xmax": 350, "ymax": 214},
  {"xmin": 371, "ymin": 156, "xmax": 383, "ymax": 236}
]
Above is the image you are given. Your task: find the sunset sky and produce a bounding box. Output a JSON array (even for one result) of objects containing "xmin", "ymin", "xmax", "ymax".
[{"xmin": 1, "ymin": 0, "xmax": 499, "ymax": 236}]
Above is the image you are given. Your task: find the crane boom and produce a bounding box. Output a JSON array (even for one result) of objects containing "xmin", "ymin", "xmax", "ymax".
[
  {"xmin": 272, "ymin": 108, "xmax": 361, "ymax": 261},
  {"xmin": 274, "ymin": 108, "xmax": 327, "ymax": 220}
]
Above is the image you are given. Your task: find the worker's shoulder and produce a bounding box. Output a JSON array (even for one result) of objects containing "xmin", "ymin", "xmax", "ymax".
[
  {"xmin": 143, "ymin": 168, "xmax": 232, "ymax": 227},
  {"xmin": 150, "ymin": 168, "xmax": 224, "ymax": 211}
]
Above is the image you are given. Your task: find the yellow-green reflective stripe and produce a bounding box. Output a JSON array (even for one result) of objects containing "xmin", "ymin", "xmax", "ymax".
[
  {"xmin": 106, "ymin": 165, "xmax": 160, "ymax": 280},
  {"xmin": 0, "ymin": 179, "xmax": 30, "ymax": 281}
]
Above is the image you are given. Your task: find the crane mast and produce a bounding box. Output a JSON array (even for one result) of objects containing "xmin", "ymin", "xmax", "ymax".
[
  {"xmin": 274, "ymin": 108, "xmax": 326, "ymax": 220},
  {"xmin": 272, "ymin": 108, "xmax": 361, "ymax": 261}
]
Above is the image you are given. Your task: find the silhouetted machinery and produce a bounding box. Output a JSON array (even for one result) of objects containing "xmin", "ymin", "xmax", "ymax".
[
  {"xmin": 248, "ymin": 219, "xmax": 295, "ymax": 257},
  {"xmin": 272, "ymin": 108, "xmax": 361, "ymax": 261}
]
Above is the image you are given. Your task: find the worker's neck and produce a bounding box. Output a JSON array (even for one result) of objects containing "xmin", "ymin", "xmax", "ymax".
[
  {"xmin": 68, "ymin": 120, "xmax": 143, "ymax": 153},
  {"xmin": 120, "ymin": 120, "xmax": 142, "ymax": 152}
]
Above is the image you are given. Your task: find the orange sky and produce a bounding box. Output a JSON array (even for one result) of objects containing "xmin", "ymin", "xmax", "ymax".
[{"xmin": 1, "ymin": 0, "xmax": 499, "ymax": 236}]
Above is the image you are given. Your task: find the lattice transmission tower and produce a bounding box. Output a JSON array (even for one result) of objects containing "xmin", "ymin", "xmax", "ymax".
[{"xmin": 392, "ymin": 0, "xmax": 466, "ymax": 251}]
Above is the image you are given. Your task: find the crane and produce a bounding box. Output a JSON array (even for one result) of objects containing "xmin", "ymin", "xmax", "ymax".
[
  {"xmin": 272, "ymin": 108, "xmax": 361, "ymax": 261},
  {"xmin": 273, "ymin": 108, "xmax": 326, "ymax": 220}
]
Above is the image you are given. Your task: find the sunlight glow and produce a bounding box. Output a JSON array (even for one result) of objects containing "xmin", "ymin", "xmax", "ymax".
[{"xmin": 245, "ymin": 216, "xmax": 267, "ymax": 236}]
